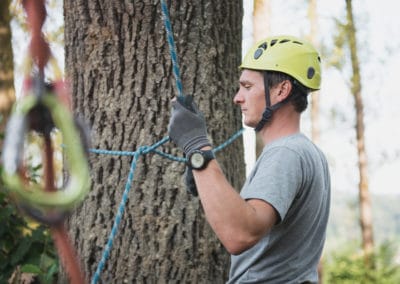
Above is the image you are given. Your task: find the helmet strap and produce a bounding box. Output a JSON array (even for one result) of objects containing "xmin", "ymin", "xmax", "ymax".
[
  {"xmin": 254, "ymin": 73, "xmax": 297, "ymax": 132},
  {"xmin": 263, "ymin": 72, "xmax": 271, "ymax": 108},
  {"xmin": 254, "ymin": 98, "xmax": 293, "ymax": 132},
  {"xmin": 254, "ymin": 72, "xmax": 273, "ymax": 132}
]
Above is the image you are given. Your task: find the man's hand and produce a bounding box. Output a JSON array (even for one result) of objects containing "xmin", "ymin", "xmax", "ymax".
[{"xmin": 168, "ymin": 95, "xmax": 211, "ymax": 155}]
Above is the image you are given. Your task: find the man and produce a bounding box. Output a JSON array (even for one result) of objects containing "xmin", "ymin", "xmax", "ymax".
[{"xmin": 168, "ymin": 35, "xmax": 331, "ymax": 283}]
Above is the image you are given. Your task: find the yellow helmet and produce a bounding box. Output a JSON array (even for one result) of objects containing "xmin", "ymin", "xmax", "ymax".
[{"xmin": 241, "ymin": 35, "xmax": 321, "ymax": 90}]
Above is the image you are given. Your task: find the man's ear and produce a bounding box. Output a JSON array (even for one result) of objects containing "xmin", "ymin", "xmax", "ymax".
[{"xmin": 277, "ymin": 80, "xmax": 292, "ymax": 102}]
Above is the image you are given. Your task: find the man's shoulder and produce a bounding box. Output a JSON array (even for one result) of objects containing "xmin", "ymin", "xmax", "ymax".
[
  {"xmin": 262, "ymin": 133, "xmax": 311, "ymax": 155},
  {"xmin": 260, "ymin": 133, "xmax": 327, "ymax": 170}
]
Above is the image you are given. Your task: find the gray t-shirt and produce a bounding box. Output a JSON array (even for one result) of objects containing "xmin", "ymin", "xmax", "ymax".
[{"xmin": 228, "ymin": 133, "xmax": 330, "ymax": 284}]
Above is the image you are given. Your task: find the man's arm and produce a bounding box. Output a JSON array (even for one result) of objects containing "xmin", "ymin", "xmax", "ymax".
[
  {"xmin": 168, "ymin": 97, "xmax": 277, "ymax": 254},
  {"xmin": 193, "ymin": 149, "xmax": 278, "ymax": 255}
]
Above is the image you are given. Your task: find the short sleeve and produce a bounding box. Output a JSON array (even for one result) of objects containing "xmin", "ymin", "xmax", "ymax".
[{"xmin": 240, "ymin": 147, "xmax": 303, "ymax": 222}]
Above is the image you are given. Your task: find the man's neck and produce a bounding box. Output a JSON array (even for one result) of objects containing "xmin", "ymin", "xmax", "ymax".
[{"xmin": 259, "ymin": 108, "xmax": 301, "ymax": 145}]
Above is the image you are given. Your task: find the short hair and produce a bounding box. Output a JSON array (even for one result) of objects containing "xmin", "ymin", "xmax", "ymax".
[{"xmin": 263, "ymin": 71, "xmax": 310, "ymax": 113}]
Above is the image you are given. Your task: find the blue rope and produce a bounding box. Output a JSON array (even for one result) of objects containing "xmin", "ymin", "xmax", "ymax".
[
  {"xmin": 88, "ymin": 129, "xmax": 244, "ymax": 280},
  {"xmin": 91, "ymin": 137, "xmax": 170, "ymax": 284},
  {"xmin": 214, "ymin": 128, "xmax": 245, "ymax": 153},
  {"xmin": 91, "ymin": 150, "xmax": 141, "ymax": 284},
  {"xmin": 89, "ymin": 148, "xmax": 136, "ymax": 157},
  {"xmin": 89, "ymin": 137, "xmax": 186, "ymax": 163},
  {"xmin": 160, "ymin": 0, "xmax": 184, "ymax": 99},
  {"xmin": 88, "ymin": 129, "xmax": 244, "ymax": 161},
  {"xmin": 90, "ymin": 129, "xmax": 243, "ymax": 283}
]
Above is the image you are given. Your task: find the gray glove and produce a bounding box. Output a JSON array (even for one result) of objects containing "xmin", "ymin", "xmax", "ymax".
[{"xmin": 168, "ymin": 95, "xmax": 211, "ymax": 155}]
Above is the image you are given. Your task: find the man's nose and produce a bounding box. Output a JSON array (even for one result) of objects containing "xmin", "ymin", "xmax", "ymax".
[{"xmin": 233, "ymin": 90, "xmax": 243, "ymax": 105}]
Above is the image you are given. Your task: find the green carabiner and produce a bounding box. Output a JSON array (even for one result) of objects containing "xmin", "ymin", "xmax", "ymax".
[{"xmin": 2, "ymin": 88, "xmax": 90, "ymax": 211}]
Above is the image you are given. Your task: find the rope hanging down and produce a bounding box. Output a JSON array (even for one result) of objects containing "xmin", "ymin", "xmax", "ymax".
[
  {"xmin": 90, "ymin": 131, "xmax": 243, "ymax": 284},
  {"xmin": 160, "ymin": 0, "xmax": 184, "ymax": 99}
]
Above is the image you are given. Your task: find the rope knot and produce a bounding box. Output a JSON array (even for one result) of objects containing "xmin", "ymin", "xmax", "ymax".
[{"xmin": 138, "ymin": 146, "xmax": 150, "ymax": 155}]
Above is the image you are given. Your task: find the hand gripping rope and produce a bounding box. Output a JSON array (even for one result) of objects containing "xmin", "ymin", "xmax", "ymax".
[{"xmin": 1, "ymin": 0, "xmax": 88, "ymax": 283}]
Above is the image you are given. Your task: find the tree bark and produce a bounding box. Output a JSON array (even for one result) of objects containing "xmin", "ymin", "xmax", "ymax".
[
  {"xmin": 63, "ymin": 1, "xmax": 244, "ymax": 282},
  {"xmin": 0, "ymin": 0, "xmax": 16, "ymax": 136},
  {"xmin": 345, "ymin": 0, "xmax": 374, "ymax": 268}
]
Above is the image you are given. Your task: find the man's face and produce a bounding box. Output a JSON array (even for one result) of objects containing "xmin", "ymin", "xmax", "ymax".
[{"xmin": 234, "ymin": 70, "xmax": 266, "ymax": 128}]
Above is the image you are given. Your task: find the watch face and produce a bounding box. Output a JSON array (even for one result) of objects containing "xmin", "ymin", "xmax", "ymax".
[{"xmin": 190, "ymin": 152, "xmax": 205, "ymax": 169}]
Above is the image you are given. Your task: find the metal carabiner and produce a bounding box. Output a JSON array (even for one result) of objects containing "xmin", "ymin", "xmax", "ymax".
[{"xmin": 1, "ymin": 76, "xmax": 91, "ymax": 213}]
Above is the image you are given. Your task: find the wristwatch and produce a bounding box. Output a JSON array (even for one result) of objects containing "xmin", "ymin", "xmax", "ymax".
[{"xmin": 187, "ymin": 150, "xmax": 215, "ymax": 170}]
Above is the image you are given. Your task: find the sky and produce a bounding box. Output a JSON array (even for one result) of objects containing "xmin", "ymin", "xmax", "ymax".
[
  {"xmin": 242, "ymin": 0, "xmax": 400, "ymax": 195},
  {"xmin": 10, "ymin": 0, "xmax": 400, "ymax": 196}
]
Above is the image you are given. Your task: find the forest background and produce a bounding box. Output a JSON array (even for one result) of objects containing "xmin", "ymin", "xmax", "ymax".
[{"xmin": 1, "ymin": 0, "xmax": 400, "ymax": 283}]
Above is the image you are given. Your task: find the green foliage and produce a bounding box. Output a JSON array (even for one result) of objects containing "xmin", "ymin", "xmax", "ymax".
[
  {"xmin": 0, "ymin": 134, "xmax": 58, "ymax": 283},
  {"xmin": 323, "ymin": 242, "xmax": 400, "ymax": 284},
  {"xmin": 0, "ymin": 192, "xmax": 59, "ymax": 284}
]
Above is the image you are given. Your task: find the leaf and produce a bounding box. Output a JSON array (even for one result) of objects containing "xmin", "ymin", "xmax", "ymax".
[
  {"xmin": 45, "ymin": 262, "xmax": 59, "ymax": 281},
  {"xmin": 20, "ymin": 264, "xmax": 42, "ymax": 274},
  {"xmin": 10, "ymin": 237, "xmax": 32, "ymax": 265},
  {"xmin": 0, "ymin": 253, "xmax": 8, "ymax": 269},
  {"xmin": 40, "ymin": 252, "xmax": 56, "ymax": 269},
  {"xmin": 30, "ymin": 225, "xmax": 46, "ymax": 241}
]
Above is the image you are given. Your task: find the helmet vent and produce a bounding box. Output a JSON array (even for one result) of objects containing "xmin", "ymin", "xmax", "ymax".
[
  {"xmin": 270, "ymin": 39, "xmax": 278, "ymax": 46},
  {"xmin": 293, "ymin": 41, "xmax": 303, "ymax": 45},
  {"xmin": 254, "ymin": 42, "xmax": 268, "ymax": 59},
  {"xmin": 307, "ymin": 67, "xmax": 315, "ymax": 79},
  {"xmin": 279, "ymin": 39, "xmax": 290, "ymax": 44},
  {"xmin": 254, "ymin": 49, "xmax": 262, "ymax": 59},
  {"xmin": 258, "ymin": 42, "xmax": 268, "ymax": 50}
]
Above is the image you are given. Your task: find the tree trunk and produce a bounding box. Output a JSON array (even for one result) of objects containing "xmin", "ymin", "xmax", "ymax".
[
  {"xmin": 345, "ymin": 0, "xmax": 374, "ymax": 268},
  {"xmin": 307, "ymin": 1, "xmax": 324, "ymax": 282},
  {"xmin": 63, "ymin": 1, "xmax": 244, "ymax": 283},
  {"xmin": 252, "ymin": 0, "xmax": 271, "ymax": 158},
  {"xmin": 308, "ymin": 0, "xmax": 320, "ymax": 143},
  {"xmin": 0, "ymin": 0, "xmax": 16, "ymax": 136}
]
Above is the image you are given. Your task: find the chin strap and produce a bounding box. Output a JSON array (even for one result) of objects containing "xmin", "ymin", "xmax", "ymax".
[
  {"xmin": 254, "ymin": 73, "xmax": 271, "ymax": 132},
  {"xmin": 254, "ymin": 73, "xmax": 301, "ymax": 132},
  {"xmin": 254, "ymin": 98, "xmax": 292, "ymax": 131},
  {"xmin": 254, "ymin": 107, "xmax": 272, "ymax": 132}
]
